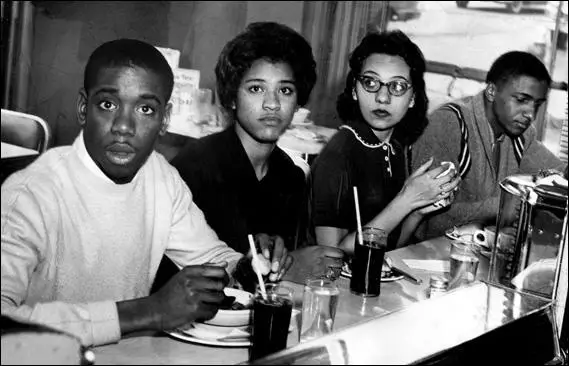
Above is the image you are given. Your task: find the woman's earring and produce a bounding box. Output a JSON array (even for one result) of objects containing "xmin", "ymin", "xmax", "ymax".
[
  {"xmin": 352, "ymin": 90, "xmax": 357, "ymax": 101},
  {"xmin": 409, "ymin": 98, "xmax": 415, "ymax": 108}
]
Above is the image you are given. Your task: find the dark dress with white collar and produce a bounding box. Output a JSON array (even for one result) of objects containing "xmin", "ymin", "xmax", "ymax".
[{"xmin": 309, "ymin": 118, "xmax": 407, "ymax": 250}]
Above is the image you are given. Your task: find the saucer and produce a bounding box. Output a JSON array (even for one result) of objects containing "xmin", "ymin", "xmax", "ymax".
[{"xmin": 340, "ymin": 262, "xmax": 404, "ymax": 282}]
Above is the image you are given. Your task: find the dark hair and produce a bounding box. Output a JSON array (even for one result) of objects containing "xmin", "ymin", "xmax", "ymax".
[
  {"xmin": 83, "ymin": 39, "xmax": 174, "ymax": 101},
  {"xmin": 336, "ymin": 30, "xmax": 428, "ymax": 146},
  {"xmin": 486, "ymin": 51, "xmax": 551, "ymax": 89},
  {"xmin": 215, "ymin": 22, "xmax": 317, "ymax": 112}
]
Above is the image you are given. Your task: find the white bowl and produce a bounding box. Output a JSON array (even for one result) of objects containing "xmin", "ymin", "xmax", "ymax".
[{"xmin": 203, "ymin": 288, "xmax": 253, "ymax": 327}]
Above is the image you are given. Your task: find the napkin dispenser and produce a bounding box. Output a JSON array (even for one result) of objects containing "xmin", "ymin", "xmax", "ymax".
[
  {"xmin": 243, "ymin": 283, "xmax": 564, "ymax": 365},
  {"xmin": 488, "ymin": 172, "xmax": 568, "ymax": 299}
]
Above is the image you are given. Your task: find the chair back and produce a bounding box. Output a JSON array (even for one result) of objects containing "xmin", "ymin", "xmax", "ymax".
[{"xmin": 1, "ymin": 109, "xmax": 50, "ymax": 153}]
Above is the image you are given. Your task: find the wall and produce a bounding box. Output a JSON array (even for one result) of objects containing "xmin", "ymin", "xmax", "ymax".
[
  {"xmin": 246, "ymin": 1, "xmax": 304, "ymax": 33},
  {"xmin": 30, "ymin": 1, "xmax": 177, "ymax": 146},
  {"xmin": 178, "ymin": 1, "xmax": 248, "ymax": 92},
  {"xmin": 27, "ymin": 1, "xmax": 308, "ymax": 147}
]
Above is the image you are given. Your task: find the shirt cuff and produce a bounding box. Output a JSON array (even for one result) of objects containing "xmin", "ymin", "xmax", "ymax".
[
  {"xmin": 226, "ymin": 252, "xmax": 244, "ymax": 276},
  {"xmin": 87, "ymin": 301, "xmax": 121, "ymax": 346}
]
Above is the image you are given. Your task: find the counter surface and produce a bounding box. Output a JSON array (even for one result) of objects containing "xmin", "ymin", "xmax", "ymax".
[{"xmin": 93, "ymin": 235, "xmax": 484, "ymax": 365}]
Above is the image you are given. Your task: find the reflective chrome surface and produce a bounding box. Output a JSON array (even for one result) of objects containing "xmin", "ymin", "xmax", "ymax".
[
  {"xmin": 490, "ymin": 174, "xmax": 568, "ymax": 298},
  {"xmin": 245, "ymin": 282, "xmax": 561, "ymax": 365}
]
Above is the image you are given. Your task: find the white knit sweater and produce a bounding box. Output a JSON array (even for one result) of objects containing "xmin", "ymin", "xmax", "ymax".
[{"xmin": 1, "ymin": 132, "xmax": 242, "ymax": 346}]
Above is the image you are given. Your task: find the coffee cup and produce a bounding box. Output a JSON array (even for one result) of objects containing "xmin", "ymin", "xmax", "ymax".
[{"xmin": 473, "ymin": 226, "xmax": 497, "ymax": 249}]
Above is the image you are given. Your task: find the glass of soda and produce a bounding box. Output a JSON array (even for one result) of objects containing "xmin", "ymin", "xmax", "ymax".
[
  {"xmin": 249, "ymin": 283, "xmax": 294, "ymax": 361},
  {"xmin": 350, "ymin": 227, "xmax": 388, "ymax": 297}
]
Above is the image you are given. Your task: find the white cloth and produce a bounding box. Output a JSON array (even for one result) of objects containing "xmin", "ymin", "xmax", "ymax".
[{"xmin": 1, "ymin": 132, "xmax": 243, "ymax": 346}]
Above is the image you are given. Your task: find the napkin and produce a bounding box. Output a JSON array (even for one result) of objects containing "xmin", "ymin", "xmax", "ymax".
[
  {"xmin": 402, "ymin": 259, "xmax": 450, "ymax": 273},
  {"xmin": 433, "ymin": 161, "xmax": 456, "ymax": 208},
  {"xmin": 511, "ymin": 258, "xmax": 556, "ymax": 293},
  {"xmin": 183, "ymin": 323, "xmax": 250, "ymax": 341}
]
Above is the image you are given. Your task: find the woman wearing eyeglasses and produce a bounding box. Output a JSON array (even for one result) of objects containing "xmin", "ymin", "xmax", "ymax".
[{"xmin": 310, "ymin": 30, "xmax": 461, "ymax": 253}]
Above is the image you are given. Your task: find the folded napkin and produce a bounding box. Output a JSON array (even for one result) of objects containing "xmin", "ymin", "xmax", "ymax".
[
  {"xmin": 535, "ymin": 171, "xmax": 567, "ymax": 187},
  {"xmin": 182, "ymin": 323, "xmax": 250, "ymax": 341},
  {"xmin": 511, "ymin": 258, "xmax": 556, "ymax": 293},
  {"xmin": 402, "ymin": 259, "xmax": 450, "ymax": 273}
]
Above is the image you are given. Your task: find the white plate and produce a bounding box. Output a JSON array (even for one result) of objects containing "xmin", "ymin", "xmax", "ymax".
[
  {"xmin": 340, "ymin": 262, "xmax": 404, "ymax": 282},
  {"xmin": 165, "ymin": 329, "xmax": 251, "ymax": 347},
  {"xmin": 167, "ymin": 309, "xmax": 300, "ymax": 348}
]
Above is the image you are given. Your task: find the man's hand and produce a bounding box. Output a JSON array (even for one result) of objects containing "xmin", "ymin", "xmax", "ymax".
[
  {"xmin": 282, "ymin": 246, "xmax": 345, "ymax": 284},
  {"xmin": 147, "ymin": 263, "xmax": 229, "ymax": 331},
  {"xmin": 253, "ymin": 233, "xmax": 294, "ymax": 282}
]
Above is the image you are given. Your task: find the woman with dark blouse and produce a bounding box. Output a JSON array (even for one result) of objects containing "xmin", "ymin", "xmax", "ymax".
[{"xmin": 310, "ymin": 30, "xmax": 461, "ymax": 254}]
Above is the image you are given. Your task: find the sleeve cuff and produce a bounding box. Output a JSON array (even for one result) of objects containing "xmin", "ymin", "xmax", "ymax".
[{"xmin": 87, "ymin": 301, "xmax": 121, "ymax": 346}]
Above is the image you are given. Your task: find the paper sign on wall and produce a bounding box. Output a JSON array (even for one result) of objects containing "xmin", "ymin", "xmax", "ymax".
[
  {"xmin": 168, "ymin": 68, "xmax": 201, "ymax": 136},
  {"xmin": 155, "ymin": 46, "xmax": 180, "ymax": 70}
]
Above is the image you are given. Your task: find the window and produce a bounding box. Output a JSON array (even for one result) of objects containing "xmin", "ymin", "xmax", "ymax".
[{"xmin": 383, "ymin": 1, "xmax": 568, "ymax": 158}]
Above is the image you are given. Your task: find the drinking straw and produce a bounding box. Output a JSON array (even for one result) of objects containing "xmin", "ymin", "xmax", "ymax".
[
  {"xmin": 353, "ymin": 186, "xmax": 364, "ymax": 246},
  {"xmin": 248, "ymin": 234, "xmax": 267, "ymax": 300}
]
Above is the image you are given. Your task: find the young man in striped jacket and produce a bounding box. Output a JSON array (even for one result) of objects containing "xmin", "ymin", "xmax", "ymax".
[{"xmin": 411, "ymin": 51, "xmax": 566, "ymax": 240}]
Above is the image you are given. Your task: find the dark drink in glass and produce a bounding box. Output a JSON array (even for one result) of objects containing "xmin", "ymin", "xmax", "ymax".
[
  {"xmin": 350, "ymin": 227, "xmax": 387, "ymax": 297},
  {"xmin": 250, "ymin": 284, "xmax": 294, "ymax": 361}
]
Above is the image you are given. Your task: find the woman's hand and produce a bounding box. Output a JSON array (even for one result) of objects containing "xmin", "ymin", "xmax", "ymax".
[
  {"xmin": 253, "ymin": 233, "xmax": 293, "ymax": 282},
  {"xmin": 398, "ymin": 158, "xmax": 460, "ymax": 211}
]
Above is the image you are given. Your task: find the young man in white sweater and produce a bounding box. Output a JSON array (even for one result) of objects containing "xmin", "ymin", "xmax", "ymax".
[{"xmin": 1, "ymin": 39, "xmax": 286, "ymax": 347}]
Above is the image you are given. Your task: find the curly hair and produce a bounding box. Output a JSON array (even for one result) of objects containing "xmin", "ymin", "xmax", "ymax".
[
  {"xmin": 336, "ymin": 30, "xmax": 428, "ymax": 146},
  {"xmin": 84, "ymin": 39, "xmax": 174, "ymax": 101},
  {"xmin": 486, "ymin": 51, "xmax": 551, "ymax": 89},
  {"xmin": 215, "ymin": 22, "xmax": 317, "ymax": 113}
]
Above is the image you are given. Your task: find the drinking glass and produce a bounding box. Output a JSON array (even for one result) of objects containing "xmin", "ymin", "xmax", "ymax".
[
  {"xmin": 449, "ymin": 241, "xmax": 480, "ymax": 289},
  {"xmin": 300, "ymin": 278, "xmax": 340, "ymax": 343},
  {"xmin": 350, "ymin": 227, "xmax": 388, "ymax": 297},
  {"xmin": 250, "ymin": 284, "xmax": 294, "ymax": 361}
]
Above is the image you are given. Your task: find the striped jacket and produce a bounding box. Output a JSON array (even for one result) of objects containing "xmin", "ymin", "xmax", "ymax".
[{"xmin": 410, "ymin": 91, "xmax": 566, "ymax": 240}]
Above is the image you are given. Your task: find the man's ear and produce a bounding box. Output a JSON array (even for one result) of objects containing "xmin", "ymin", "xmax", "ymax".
[
  {"xmin": 159, "ymin": 102, "xmax": 172, "ymax": 136},
  {"xmin": 76, "ymin": 89, "xmax": 88, "ymax": 127},
  {"xmin": 485, "ymin": 84, "xmax": 496, "ymax": 102}
]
